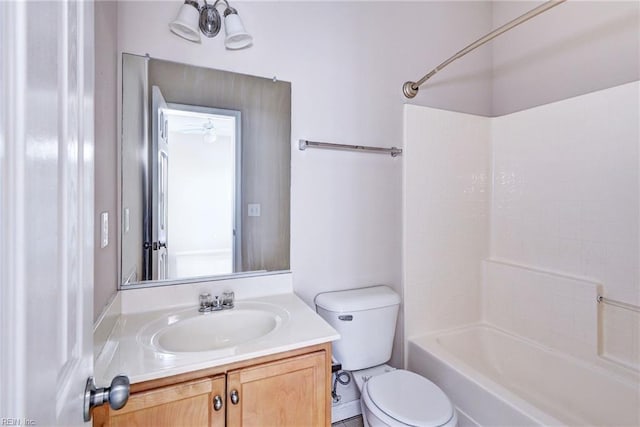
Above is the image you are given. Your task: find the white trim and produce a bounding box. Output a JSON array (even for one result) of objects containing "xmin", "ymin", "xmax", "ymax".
[
  {"xmin": 331, "ymin": 399, "xmax": 362, "ymax": 424},
  {"xmin": 94, "ymin": 292, "xmax": 122, "ymax": 361},
  {"xmin": 0, "ymin": 0, "xmax": 27, "ymax": 418}
]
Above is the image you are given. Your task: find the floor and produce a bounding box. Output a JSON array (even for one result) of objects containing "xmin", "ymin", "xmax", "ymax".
[{"xmin": 332, "ymin": 415, "xmax": 364, "ymax": 427}]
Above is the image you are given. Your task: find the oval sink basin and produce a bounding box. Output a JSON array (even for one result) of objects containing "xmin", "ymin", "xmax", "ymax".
[
  {"xmin": 158, "ymin": 310, "xmax": 278, "ymax": 352},
  {"xmin": 139, "ymin": 302, "xmax": 289, "ymax": 355}
]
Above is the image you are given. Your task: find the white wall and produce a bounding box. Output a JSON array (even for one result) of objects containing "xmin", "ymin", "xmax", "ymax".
[
  {"xmin": 115, "ymin": 1, "xmax": 494, "ymax": 366},
  {"xmin": 491, "ymin": 1, "xmax": 640, "ymax": 116},
  {"xmin": 403, "ymin": 105, "xmax": 490, "ymax": 341},
  {"xmin": 167, "ymin": 131, "xmax": 235, "ymax": 277},
  {"xmin": 99, "ymin": 1, "xmax": 640, "ymax": 364}
]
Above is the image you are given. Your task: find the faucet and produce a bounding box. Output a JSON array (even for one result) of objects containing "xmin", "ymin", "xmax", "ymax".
[{"xmin": 199, "ymin": 291, "xmax": 234, "ymax": 313}]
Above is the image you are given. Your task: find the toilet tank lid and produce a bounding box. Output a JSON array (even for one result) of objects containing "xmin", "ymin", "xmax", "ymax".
[{"xmin": 315, "ymin": 285, "xmax": 400, "ymax": 312}]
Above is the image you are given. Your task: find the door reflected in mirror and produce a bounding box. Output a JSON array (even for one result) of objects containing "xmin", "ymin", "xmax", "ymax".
[
  {"xmin": 160, "ymin": 103, "xmax": 241, "ymax": 280},
  {"xmin": 121, "ymin": 54, "xmax": 290, "ymax": 287}
]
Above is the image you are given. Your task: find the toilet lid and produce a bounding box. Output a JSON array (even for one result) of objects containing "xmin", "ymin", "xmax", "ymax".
[{"xmin": 366, "ymin": 370, "xmax": 453, "ymax": 427}]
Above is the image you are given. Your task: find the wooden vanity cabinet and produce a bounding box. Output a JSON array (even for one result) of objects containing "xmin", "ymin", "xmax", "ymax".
[
  {"xmin": 94, "ymin": 375, "xmax": 226, "ymax": 427},
  {"xmin": 226, "ymin": 351, "xmax": 327, "ymax": 426},
  {"xmin": 93, "ymin": 343, "xmax": 331, "ymax": 427}
]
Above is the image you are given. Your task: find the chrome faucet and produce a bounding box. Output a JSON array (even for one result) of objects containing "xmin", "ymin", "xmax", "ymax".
[{"xmin": 199, "ymin": 291, "xmax": 234, "ymax": 313}]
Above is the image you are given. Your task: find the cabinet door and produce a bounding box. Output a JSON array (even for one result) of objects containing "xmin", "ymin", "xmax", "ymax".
[
  {"xmin": 226, "ymin": 351, "xmax": 329, "ymax": 427},
  {"xmin": 95, "ymin": 375, "xmax": 226, "ymax": 427}
]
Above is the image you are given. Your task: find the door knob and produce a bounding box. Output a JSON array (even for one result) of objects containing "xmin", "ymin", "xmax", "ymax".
[
  {"xmin": 83, "ymin": 375, "xmax": 130, "ymax": 422},
  {"xmin": 230, "ymin": 389, "xmax": 240, "ymax": 405}
]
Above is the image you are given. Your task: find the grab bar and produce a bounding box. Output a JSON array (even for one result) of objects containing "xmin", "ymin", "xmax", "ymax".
[
  {"xmin": 298, "ymin": 139, "xmax": 403, "ymax": 157},
  {"xmin": 597, "ymin": 295, "xmax": 640, "ymax": 313}
]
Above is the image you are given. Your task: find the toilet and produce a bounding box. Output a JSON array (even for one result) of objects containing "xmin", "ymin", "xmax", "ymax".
[{"xmin": 315, "ymin": 286, "xmax": 457, "ymax": 427}]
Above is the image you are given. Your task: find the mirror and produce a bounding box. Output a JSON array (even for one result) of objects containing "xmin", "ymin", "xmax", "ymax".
[{"xmin": 120, "ymin": 53, "xmax": 291, "ymax": 287}]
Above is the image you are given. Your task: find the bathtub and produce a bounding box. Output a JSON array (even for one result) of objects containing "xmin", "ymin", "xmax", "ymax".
[{"xmin": 408, "ymin": 324, "xmax": 640, "ymax": 426}]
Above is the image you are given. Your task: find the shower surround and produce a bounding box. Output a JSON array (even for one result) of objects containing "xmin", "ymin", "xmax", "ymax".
[{"xmin": 403, "ymin": 81, "xmax": 639, "ymax": 425}]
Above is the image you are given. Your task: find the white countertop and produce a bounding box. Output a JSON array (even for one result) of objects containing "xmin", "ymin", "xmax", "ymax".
[{"xmin": 94, "ymin": 292, "xmax": 339, "ymax": 385}]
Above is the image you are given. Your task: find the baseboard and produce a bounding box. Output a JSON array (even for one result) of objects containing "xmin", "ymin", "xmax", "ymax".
[{"xmin": 332, "ymin": 399, "xmax": 361, "ymax": 424}]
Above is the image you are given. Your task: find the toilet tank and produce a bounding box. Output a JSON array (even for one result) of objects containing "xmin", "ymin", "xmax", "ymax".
[{"xmin": 315, "ymin": 286, "xmax": 400, "ymax": 371}]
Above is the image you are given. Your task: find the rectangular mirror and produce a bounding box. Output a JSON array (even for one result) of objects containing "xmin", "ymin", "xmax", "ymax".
[{"xmin": 120, "ymin": 53, "xmax": 291, "ymax": 287}]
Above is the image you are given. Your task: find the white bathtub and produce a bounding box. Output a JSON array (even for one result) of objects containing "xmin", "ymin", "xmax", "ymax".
[{"xmin": 408, "ymin": 324, "xmax": 640, "ymax": 427}]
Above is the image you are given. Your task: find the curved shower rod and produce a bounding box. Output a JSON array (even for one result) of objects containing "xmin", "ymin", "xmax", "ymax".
[{"xmin": 403, "ymin": 0, "xmax": 567, "ymax": 99}]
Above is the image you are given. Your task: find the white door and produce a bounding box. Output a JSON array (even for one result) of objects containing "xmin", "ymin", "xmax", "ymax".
[
  {"xmin": 152, "ymin": 86, "xmax": 170, "ymax": 280},
  {"xmin": 0, "ymin": 1, "xmax": 95, "ymax": 425}
]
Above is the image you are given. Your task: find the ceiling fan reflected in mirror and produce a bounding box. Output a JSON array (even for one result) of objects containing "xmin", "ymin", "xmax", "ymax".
[{"xmin": 172, "ymin": 117, "xmax": 218, "ymax": 144}]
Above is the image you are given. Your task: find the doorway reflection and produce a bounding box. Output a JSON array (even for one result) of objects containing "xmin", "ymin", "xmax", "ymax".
[{"xmin": 163, "ymin": 106, "xmax": 241, "ymax": 279}]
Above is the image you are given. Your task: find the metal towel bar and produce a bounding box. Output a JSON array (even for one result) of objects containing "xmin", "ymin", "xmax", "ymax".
[
  {"xmin": 298, "ymin": 139, "xmax": 402, "ymax": 157},
  {"xmin": 597, "ymin": 295, "xmax": 640, "ymax": 313}
]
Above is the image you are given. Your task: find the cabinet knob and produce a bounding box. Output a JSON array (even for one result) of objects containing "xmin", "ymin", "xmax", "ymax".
[
  {"xmin": 213, "ymin": 395, "xmax": 223, "ymax": 411},
  {"xmin": 230, "ymin": 389, "xmax": 240, "ymax": 405}
]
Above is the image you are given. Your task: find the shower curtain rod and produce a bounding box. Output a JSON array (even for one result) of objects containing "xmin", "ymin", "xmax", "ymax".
[{"xmin": 403, "ymin": 0, "xmax": 566, "ymax": 99}]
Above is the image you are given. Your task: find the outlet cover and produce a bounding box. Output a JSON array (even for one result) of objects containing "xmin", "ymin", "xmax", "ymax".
[{"xmin": 248, "ymin": 203, "xmax": 261, "ymax": 217}]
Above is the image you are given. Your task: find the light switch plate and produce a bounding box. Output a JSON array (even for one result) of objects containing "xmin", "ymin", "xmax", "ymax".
[
  {"xmin": 248, "ymin": 203, "xmax": 261, "ymax": 217},
  {"xmin": 124, "ymin": 208, "xmax": 130, "ymax": 233},
  {"xmin": 100, "ymin": 212, "xmax": 109, "ymax": 248}
]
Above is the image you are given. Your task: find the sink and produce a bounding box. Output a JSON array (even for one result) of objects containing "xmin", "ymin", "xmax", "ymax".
[{"xmin": 138, "ymin": 301, "xmax": 289, "ymax": 355}]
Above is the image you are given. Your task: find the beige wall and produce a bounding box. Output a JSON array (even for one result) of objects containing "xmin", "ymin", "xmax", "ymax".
[
  {"xmin": 491, "ymin": 1, "xmax": 640, "ymax": 116},
  {"xmin": 94, "ymin": 0, "xmax": 118, "ymax": 321}
]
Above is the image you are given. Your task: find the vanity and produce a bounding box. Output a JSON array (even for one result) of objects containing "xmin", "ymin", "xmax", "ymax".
[
  {"xmin": 93, "ymin": 277, "xmax": 338, "ymax": 426},
  {"xmin": 91, "ymin": 54, "xmax": 339, "ymax": 425}
]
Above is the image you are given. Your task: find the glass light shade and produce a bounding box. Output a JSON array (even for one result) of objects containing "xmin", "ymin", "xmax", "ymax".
[
  {"xmin": 169, "ymin": 1, "xmax": 201, "ymax": 43},
  {"xmin": 203, "ymin": 130, "xmax": 217, "ymax": 144},
  {"xmin": 223, "ymin": 12, "xmax": 252, "ymax": 50},
  {"xmin": 203, "ymin": 120, "xmax": 217, "ymax": 144}
]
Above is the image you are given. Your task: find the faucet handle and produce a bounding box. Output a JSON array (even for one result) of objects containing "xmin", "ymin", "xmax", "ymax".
[
  {"xmin": 199, "ymin": 293, "xmax": 212, "ymax": 312},
  {"xmin": 222, "ymin": 291, "xmax": 235, "ymax": 309}
]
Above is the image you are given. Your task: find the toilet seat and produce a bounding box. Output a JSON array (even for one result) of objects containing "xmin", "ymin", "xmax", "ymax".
[{"xmin": 363, "ymin": 370, "xmax": 455, "ymax": 427}]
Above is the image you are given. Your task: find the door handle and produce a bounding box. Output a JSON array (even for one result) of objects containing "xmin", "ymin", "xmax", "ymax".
[
  {"xmin": 143, "ymin": 241, "xmax": 167, "ymax": 250},
  {"xmin": 230, "ymin": 389, "xmax": 240, "ymax": 405},
  {"xmin": 83, "ymin": 375, "xmax": 130, "ymax": 422}
]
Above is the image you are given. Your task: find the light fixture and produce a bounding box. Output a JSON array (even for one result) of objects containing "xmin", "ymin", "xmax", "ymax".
[
  {"xmin": 203, "ymin": 119, "xmax": 217, "ymax": 144},
  {"xmin": 222, "ymin": 7, "xmax": 252, "ymax": 50},
  {"xmin": 169, "ymin": 0, "xmax": 201, "ymax": 43},
  {"xmin": 170, "ymin": 0, "xmax": 252, "ymax": 49}
]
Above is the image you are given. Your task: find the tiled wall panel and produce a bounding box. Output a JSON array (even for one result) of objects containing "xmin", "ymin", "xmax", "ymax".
[
  {"xmin": 490, "ymin": 82, "xmax": 639, "ymax": 367},
  {"xmin": 483, "ymin": 260, "xmax": 599, "ymax": 360},
  {"xmin": 403, "ymin": 105, "xmax": 490, "ymax": 340},
  {"xmin": 405, "ymin": 82, "xmax": 638, "ymax": 369}
]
